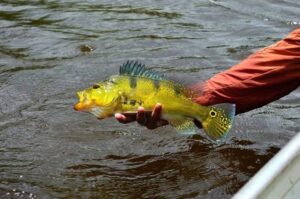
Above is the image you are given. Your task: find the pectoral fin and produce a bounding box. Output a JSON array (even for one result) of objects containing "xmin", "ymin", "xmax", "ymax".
[{"xmin": 169, "ymin": 118, "xmax": 198, "ymax": 135}]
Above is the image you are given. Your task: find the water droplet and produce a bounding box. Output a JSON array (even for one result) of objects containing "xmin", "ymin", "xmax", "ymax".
[{"xmin": 287, "ymin": 21, "xmax": 300, "ymax": 25}]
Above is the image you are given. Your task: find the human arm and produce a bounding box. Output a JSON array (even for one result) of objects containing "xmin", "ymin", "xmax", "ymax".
[
  {"xmin": 115, "ymin": 27, "xmax": 300, "ymax": 128},
  {"xmin": 195, "ymin": 27, "xmax": 300, "ymax": 114}
]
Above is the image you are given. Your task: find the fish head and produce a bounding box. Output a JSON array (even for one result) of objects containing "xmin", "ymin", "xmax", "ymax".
[{"xmin": 74, "ymin": 82, "xmax": 120, "ymax": 119}]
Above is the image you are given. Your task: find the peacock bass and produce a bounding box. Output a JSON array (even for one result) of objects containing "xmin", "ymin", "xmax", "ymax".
[{"xmin": 74, "ymin": 61, "xmax": 235, "ymax": 140}]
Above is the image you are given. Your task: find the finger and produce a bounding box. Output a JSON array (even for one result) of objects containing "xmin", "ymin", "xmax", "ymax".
[
  {"xmin": 136, "ymin": 107, "xmax": 146, "ymax": 125},
  {"xmin": 122, "ymin": 112, "xmax": 137, "ymax": 117},
  {"xmin": 152, "ymin": 103, "xmax": 162, "ymax": 120},
  {"xmin": 122, "ymin": 112, "xmax": 141, "ymax": 121},
  {"xmin": 149, "ymin": 104, "xmax": 168, "ymax": 127},
  {"xmin": 115, "ymin": 113, "xmax": 136, "ymax": 124},
  {"xmin": 156, "ymin": 119, "xmax": 169, "ymax": 127},
  {"xmin": 146, "ymin": 103, "xmax": 162, "ymax": 129}
]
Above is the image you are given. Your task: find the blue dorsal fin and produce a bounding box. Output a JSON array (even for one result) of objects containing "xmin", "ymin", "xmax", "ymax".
[{"xmin": 119, "ymin": 60, "xmax": 165, "ymax": 80}]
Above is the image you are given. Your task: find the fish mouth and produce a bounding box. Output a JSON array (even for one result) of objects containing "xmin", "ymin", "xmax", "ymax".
[
  {"xmin": 74, "ymin": 91, "xmax": 94, "ymax": 111},
  {"xmin": 74, "ymin": 102, "xmax": 112, "ymax": 119},
  {"xmin": 74, "ymin": 91, "xmax": 115, "ymax": 119},
  {"xmin": 74, "ymin": 101, "xmax": 93, "ymax": 111},
  {"xmin": 74, "ymin": 103, "xmax": 104, "ymax": 118}
]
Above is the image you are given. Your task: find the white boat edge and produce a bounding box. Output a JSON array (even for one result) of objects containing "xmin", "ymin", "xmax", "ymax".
[{"xmin": 233, "ymin": 132, "xmax": 300, "ymax": 199}]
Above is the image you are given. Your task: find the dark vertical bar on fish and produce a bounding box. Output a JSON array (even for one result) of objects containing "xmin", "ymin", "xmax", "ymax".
[
  {"xmin": 174, "ymin": 85, "xmax": 181, "ymax": 95},
  {"xmin": 129, "ymin": 77, "xmax": 137, "ymax": 89},
  {"xmin": 153, "ymin": 79, "xmax": 160, "ymax": 91}
]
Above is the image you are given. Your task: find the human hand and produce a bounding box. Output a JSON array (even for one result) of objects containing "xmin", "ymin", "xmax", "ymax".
[
  {"xmin": 114, "ymin": 103, "xmax": 168, "ymax": 129},
  {"xmin": 115, "ymin": 103, "xmax": 203, "ymax": 129}
]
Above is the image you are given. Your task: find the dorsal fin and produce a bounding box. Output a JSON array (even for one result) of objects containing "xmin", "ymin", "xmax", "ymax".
[{"xmin": 119, "ymin": 60, "xmax": 165, "ymax": 80}]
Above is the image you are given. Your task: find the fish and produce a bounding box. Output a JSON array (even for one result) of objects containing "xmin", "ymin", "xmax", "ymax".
[{"xmin": 74, "ymin": 61, "xmax": 235, "ymax": 140}]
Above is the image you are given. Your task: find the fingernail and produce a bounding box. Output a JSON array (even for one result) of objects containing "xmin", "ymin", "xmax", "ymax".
[
  {"xmin": 156, "ymin": 103, "xmax": 162, "ymax": 109},
  {"xmin": 156, "ymin": 104, "xmax": 162, "ymax": 111},
  {"xmin": 138, "ymin": 107, "xmax": 144, "ymax": 112},
  {"xmin": 115, "ymin": 113, "xmax": 124, "ymax": 119}
]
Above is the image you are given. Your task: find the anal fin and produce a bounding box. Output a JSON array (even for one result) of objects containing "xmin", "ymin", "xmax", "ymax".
[{"xmin": 169, "ymin": 118, "xmax": 198, "ymax": 135}]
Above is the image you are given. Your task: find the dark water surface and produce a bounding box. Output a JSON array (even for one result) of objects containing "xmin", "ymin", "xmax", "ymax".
[{"xmin": 0, "ymin": 1, "xmax": 299, "ymax": 198}]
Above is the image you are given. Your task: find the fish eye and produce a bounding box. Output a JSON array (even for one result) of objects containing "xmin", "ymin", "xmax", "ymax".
[
  {"xmin": 93, "ymin": 84, "xmax": 100, "ymax": 89},
  {"xmin": 209, "ymin": 110, "xmax": 217, "ymax": 117}
]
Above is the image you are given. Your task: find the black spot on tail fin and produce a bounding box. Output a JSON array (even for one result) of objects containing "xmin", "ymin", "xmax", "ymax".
[{"xmin": 119, "ymin": 60, "xmax": 165, "ymax": 80}]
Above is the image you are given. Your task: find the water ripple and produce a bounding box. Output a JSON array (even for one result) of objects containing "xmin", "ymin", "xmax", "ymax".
[{"xmin": 0, "ymin": 0, "xmax": 298, "ymax": 198}]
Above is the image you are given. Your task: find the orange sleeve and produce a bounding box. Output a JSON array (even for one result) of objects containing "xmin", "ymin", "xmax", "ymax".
[{"xmin": 195, "ymin": 27, "xmax": 300, "ymax": 114}]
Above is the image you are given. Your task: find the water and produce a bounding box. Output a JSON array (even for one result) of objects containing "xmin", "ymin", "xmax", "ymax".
[{"xmin": 0, "ymin": 0, "xmax": 299, "ymax": 198}]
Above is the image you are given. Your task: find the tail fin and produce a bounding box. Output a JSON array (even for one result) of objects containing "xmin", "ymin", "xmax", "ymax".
[{"xmin": 200, "ymin": 103, "xmax": 235, "ymax": 140}]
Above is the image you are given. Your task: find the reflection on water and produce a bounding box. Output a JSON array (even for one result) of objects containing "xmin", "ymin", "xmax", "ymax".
[
  {"xmin": 63, "ymin": 138, "xmax": 279, "ymax": 198},
  {"xmin": 0, "ymin": 0, "xmax": 299, "ymax": 198}
]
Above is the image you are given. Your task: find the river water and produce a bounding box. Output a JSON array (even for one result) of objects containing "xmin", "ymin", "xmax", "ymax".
[{"xmin": 0, "ymin": 1, "xmax": 299, "ymax": 198}]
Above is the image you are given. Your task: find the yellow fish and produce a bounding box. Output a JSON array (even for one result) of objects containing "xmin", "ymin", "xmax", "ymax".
[{"xmin": 74, "ymin": 61, "xmax": 235, "ymax": 140}]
